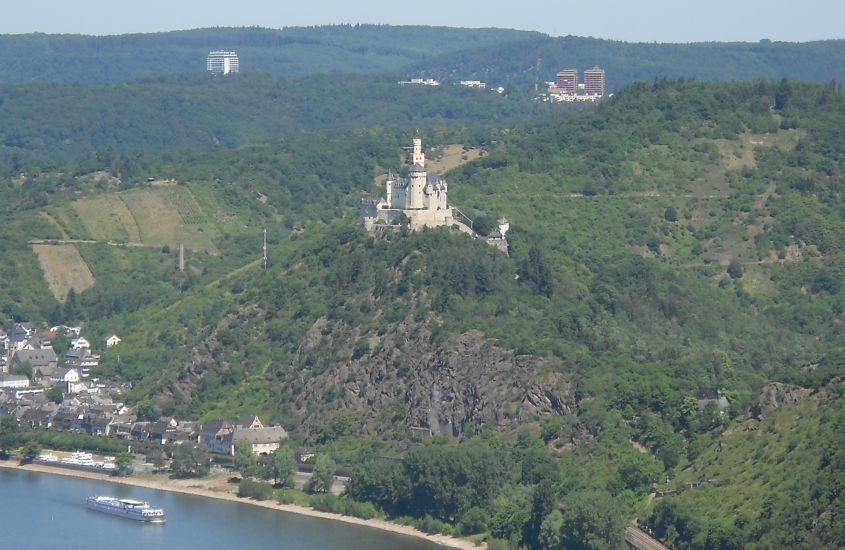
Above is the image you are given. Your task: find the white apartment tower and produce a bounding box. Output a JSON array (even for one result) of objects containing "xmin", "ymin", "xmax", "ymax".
[{"xmin": 207, "ymin": 51, "xmax": 240, "ymax": 75}]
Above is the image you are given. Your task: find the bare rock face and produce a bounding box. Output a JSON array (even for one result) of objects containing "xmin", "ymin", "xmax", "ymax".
[
  {"xmin": 752, "ymin": 382, "xmax": 811, "ymax": 419},
  {"xmin": 294, "ymin": 326, "xmax": 573, "ymax": 438}
]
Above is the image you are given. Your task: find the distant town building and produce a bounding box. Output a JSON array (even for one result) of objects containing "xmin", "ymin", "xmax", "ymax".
[
  {"xmin": 207, "ymin": 51, "xmax": 240, "ymax": 75},
  {"xmin": 459, "ymin": 80, "xmax": 486, "ymax": 89},
  {"xmin": 583, "ymin": 66, "xmax": 606, "ymax": 96},
  {"xmin": 398, "ymin": 78, "xmax": 440, "ymax": 86},
  {"xmin": 555, "ymin": 69, "xmax": 578, "ymax": 94},
  {"xmin": 0, "ymin": 374, "xmax": 30, "ymax": 389},
  {"xmin": 546, "ymin": 66, "xmax": 606, "ymax": 102}
]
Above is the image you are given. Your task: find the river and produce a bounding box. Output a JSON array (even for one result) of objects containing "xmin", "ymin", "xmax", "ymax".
[{"xmin": 0, "ymin": 468, "xmax": 440, "ymax": 549}]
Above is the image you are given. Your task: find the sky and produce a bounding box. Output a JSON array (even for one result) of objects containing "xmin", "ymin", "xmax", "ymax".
[{"xmin": 2, "ymin": 0, "xmax": 844, "ymax": 43}]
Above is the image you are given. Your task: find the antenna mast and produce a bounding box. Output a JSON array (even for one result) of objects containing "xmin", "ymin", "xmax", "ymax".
[{"xmin": 262, "ymin": 228, "xmax": 267, "ymax": 270}]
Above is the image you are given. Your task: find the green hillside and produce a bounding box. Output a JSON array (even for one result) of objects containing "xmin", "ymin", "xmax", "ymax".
[
  {"xmin": 5, "ymin": 26, "xmax": 845, "ymax": 93},
  {"xmin": 412, "ymin": 35, "xmax": 845, "ymax": 91},
  {"xmin": 3, "ymin": 79, "xmax": 845, "ymax": 547},
  {"xmin": 0, "ymin": 25, "xmax": 537, "ymax": 83},
  {"xmin": 0, "ymin": 72, "xmax": 547, "ymax": 163}
]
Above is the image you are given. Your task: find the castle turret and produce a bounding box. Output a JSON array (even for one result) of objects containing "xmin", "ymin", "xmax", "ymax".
[
  {"xmin": 408, "ymin": 163, "xmax": 426, "ymax": 209},
  {"xmin": 386, "ymin": 170, "xmax": 394, "ymax": 208},
  {"xmin": 412, "ymin": 136, "xmax": 425, "ymax": 168}
]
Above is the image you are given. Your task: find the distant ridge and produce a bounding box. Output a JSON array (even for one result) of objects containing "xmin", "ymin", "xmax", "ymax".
[
  {"xmin": 2, "ymin": 26, "xmax": 844, "ymax": 86},
  {"xmin": 0, "ymin": 25, "xmax": 536, "ymax": 83}
]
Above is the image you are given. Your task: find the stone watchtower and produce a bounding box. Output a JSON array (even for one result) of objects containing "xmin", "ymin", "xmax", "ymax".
[{"xmin": 407, "ymin": 136, "xmax": 427, "ymax": 209}]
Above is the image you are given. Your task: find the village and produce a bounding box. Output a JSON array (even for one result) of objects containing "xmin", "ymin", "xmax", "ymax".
[{"xmin": 0, "ymin": 322, "xmax": 292, "ymax": 460}]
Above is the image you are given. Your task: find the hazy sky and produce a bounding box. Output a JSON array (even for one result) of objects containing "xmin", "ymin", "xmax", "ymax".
[{"xmin": 3, "ymin": 0, "xmax": 843, "ymax": 42}]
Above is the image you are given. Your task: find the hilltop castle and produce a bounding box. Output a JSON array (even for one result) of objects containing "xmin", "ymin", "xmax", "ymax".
[{"xmin": 361, "ymin": 136, "xmax": 471, "ymax": 232}]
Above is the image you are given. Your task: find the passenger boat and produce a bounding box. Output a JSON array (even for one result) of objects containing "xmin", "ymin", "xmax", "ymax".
[{"xmin": 85, "ymin": 496, "xmax": 165, "ymax": 523}]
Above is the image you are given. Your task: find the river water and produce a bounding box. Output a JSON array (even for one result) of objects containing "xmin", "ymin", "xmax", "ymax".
[{"xmin": 0, "ymin": 468, "xmax": 439, "ymax": 550}]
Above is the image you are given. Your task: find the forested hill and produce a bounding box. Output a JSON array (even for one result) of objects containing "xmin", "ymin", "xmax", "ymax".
[
  {"xmin": 0, "ymin": 73, "xmax": 548, "ymax": 163},
  {"xmin": 410, "ymin": 35, "xmax": 845, "ymax": 90},
  {"xmin": 4, "ymin": 79, "xmax": 845, "ymax": 547},
  {"xmin": 0, "ymin": 26, "xmax": 537, "ymax": 83},
  {"xmin": 4, "ymin": 26, "xmax": 845, "ymax": 90}
]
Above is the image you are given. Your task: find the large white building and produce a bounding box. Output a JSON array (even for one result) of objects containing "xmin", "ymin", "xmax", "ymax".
[
  {"xmin": 207, "ymin": 51, "xmax": 240, "ymax": 75},
  {"xmin": 361, "ymin": 136, "xmax": 471, "ymax": 232}
]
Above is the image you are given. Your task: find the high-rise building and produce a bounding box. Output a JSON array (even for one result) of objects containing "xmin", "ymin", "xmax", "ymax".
[
  {"xmin": 555, "ymin": 69, "xmax": 578, "ymax": 94},
  {"xmin": 583, "ymin": 67, "xmax": 606, "ymax": 96},
  {"xmin": 207, "ymin": 51, "xmax": 239, "ymax": 75}
]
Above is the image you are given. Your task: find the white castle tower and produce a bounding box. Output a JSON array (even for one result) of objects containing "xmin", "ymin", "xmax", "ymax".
[{"xmin": 407, "ymin": 139, "xmax": 427, "ymax": 210}]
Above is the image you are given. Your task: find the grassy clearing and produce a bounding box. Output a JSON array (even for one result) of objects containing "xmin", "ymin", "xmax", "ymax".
[
  {"xmin": 31, "ymin": 244, "xmax": 95, "ymax": 301},
  {"xmin": 426, "ymin": 145, "xmax": 484, "ymax": 174},
  {"xmin": 73, "ymin": 195, "xmax": 140, "ymax": 242},
  {"xmin": 45, "ymin": 204, "xmax": 91, "ymax": 240},
  {"xmin": 120, "ymin": 188, "xmax": 218, "ymax": 253},
  {"xmin": 37, "ymin": 211, "xmax": 69, "ymax": 239}
]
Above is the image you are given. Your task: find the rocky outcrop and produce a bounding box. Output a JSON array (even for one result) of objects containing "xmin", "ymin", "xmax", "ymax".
[
  {"xmin": 294, "ymin": 325, "xmax": 573, "ymax": 438},
  {"xmin": 751, "ymin": 382, "xmax": 811, "ymax": 419}
]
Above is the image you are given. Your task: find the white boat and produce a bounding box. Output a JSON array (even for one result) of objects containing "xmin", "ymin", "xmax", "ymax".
[{"xmin": 85, "ymin": 496, "xmax": 166, "ymax": 523}]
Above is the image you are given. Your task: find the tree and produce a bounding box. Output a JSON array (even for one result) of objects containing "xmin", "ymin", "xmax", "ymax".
[
  {"xmin": 135, "ymin": 399, "xmax": 160, "ymax": 422},
  {"xmin": 727, "ymin": 259, "xmax": 743, "ymax": 279},
  {"xmin": 268, "ymin": 445, "xmax": 297, "ymax": 487},
  {"xmin": 234, "ymin": 439, "xmax": 259, "ymax": 479},
  {"xmin": 46, "ymin": 386, "xmax": 64, "ymax": 404},
  {"xmin": 0, "ymin": 416, "xmax": 21, "ymax": 457},
  {"xmin": 491, "ymin": 501, "xmax": 530, "ymax": 542},
  {"xmin": 525, "ymin": 478, "xmax": 559, "ymax": 550},
  {"xmin": 539, "ymin": 509, "xmax": 565, "ymax": 549},
  {"xmin": 170, "ymin": 444, "xmax": 209, "ymax": 477},
  {"xmin": 347, "ymin": 458, "xmax": 412, "ymax": 515},
  {"xmin": 560, "ymin": 491, "xmax": 625, "ymax": 550},
  {"xmin": 306, "ymin": 454, "xmax": 336, "ymax": 494},
  {"xmin": 51, "ymin": 333, "xmax": 69, "ymax": 353},
  {"xmin": 21, "ymin": 440, "xmax": 41, "ymax": 463},
  {"xmin": 774, "ymin": 78, "xmax": 792, "ymax": 111},
  {"xmin": 522, "ymin": 243, "xmax": 554, "ymax": 297},
  {"xmin": 12, "ymin": 362, "xmax": 33, "ymax": 380},
  {"xmin": 473, "ymin": 213, "xmax": 499, "ymax": 236},
  {"xmin": 114, "ymin": 452, "xmax": 134, "ymax": 476}
]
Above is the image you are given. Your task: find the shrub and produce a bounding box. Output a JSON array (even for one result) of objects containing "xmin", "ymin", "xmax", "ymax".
[
  {"xmin": 275, "ymin": 490, "xmax": 296, "ymax": 505},
  {"xmin": 238, "ymin": 479, "xmax": 273, "ymax": 500},
  {"xmin": 418, "ymin": 515, "xmax": 448, "ymax": 534},
  {"xmin": 457, "ymin": 506, "xmax": 491, "ymax": 535}
]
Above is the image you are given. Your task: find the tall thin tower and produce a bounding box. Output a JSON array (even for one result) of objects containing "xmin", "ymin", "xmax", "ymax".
[
  {"xmin": 263, "ymin": 228, "xmax": 267, "ymax": 270},
  {"xmin": 179, "ymin": 243, "xmax": 185, "ymax": 272}
]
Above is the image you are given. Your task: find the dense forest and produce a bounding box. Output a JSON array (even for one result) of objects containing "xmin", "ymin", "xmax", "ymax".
[
  {"xmin": 3, "ymin": 26, "xmax": 845, "ymax": 93},
  {"xmin": 412, "ymin": 35, "xmax": 845, "ymax": 90},
  {"xmin": 3, "ymin": 77, "xmax": 845, "ymax": 548},
  {"xmin": 0, "ymin": 25, "xmax": 536, "ymax": 83},
  {"xmin": 0, "ymin": 73, "xmax": 549, "ymax": 163}
]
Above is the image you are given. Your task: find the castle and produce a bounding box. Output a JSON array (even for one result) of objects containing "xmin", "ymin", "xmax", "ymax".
[{"xmin": 361, "ymin": 136, "xmax": 471, "ymax": 232}]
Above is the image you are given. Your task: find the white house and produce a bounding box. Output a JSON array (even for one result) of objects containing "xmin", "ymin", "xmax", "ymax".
[
  {"xmin": 67, "ymin": 379, "xmax": 89, "ymax": 394},
  {"xmin": 104, "ymin": 335, "xmax": 121, "ymax": 348},
  {"xmin": 200, "ymin": 415, "xmax": 289, "ymax": 456},
  {"xmin": 50, "ymin": 367, "xmax": 80, "ymax": 385},
  {"xmin": 70, "ymin": 337, "xmax": 90, "ymax": 350},
  {"xmin": 0, "ymin": 374, "xmax": 30, "ymax": 389}
]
